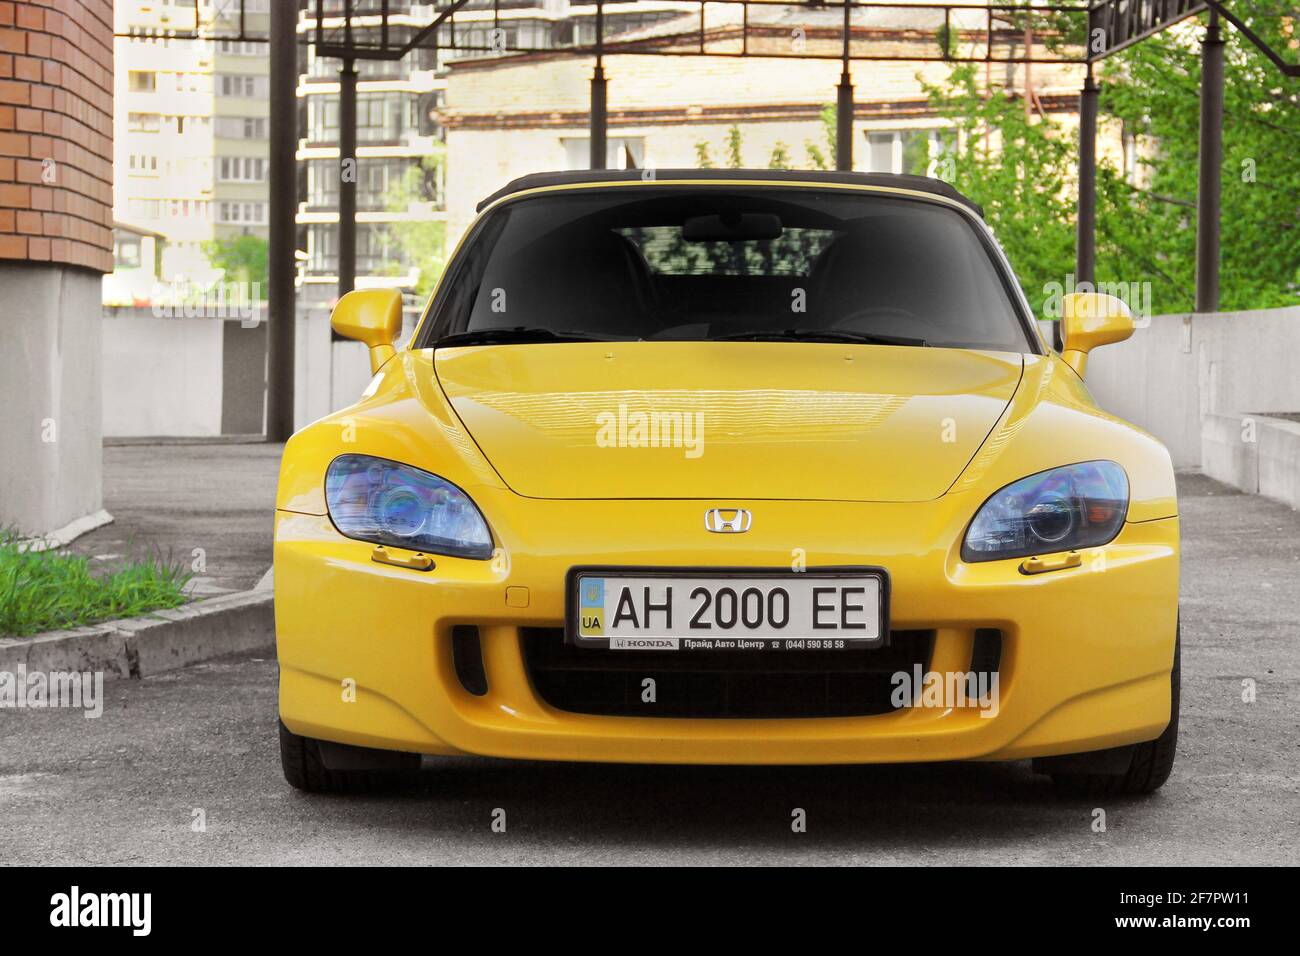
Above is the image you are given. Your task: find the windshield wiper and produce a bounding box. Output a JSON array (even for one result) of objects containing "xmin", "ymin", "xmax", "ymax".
[
  {"xmin": 713, "ymin": 328, "xmax": 928, "ymax": 347},
  {"xmin": 434, "ymin": 327, "xmax": 613, "ymax": 348}
]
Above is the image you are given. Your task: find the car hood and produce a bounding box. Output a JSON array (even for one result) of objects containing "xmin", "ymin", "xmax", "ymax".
[{"xmin": 432, "ymin": 342, "xmax": 1024, "ymax": 502}]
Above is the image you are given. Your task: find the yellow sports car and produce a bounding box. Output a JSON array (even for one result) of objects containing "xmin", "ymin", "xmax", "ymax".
[{"xmin": 274, "ymin": 170, "xmax": 1179, "ymax": 796}]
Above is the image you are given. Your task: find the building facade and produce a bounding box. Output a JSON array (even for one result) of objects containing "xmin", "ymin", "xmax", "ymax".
[
  {"xmin": 296, "ymin": 0, "xmax": 444, "ymax": 306},
  {"xmin": 438, "ymin": 6, "xmax": 1089, "ymax": 247},
  {"xmin": 211, "ymin": 0, "xmax": 270, "ymax": 257}
]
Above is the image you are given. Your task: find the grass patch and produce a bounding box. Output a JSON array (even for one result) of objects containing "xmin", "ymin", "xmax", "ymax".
[{"xmin": 0, "ymin": 530, "xmax": 192, "ymax": 638}]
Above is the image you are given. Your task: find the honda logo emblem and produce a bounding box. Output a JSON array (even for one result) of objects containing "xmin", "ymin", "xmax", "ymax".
[{"xmin": 704, "ymin": 508, "xmax": 752, "ymax": 533}]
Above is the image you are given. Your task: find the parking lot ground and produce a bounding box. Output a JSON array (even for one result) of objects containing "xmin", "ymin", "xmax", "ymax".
[
  {"xmin": 62, "ymin": 441, "xmax": 283, "ymax": 596},
  {"xmin": 2, "ymin": 473, "xmax": 1296, "ymax": 865}
]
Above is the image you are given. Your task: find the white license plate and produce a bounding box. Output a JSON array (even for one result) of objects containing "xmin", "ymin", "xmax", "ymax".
[{"xmin": 567, "ymin": 568, "xmax": 887, "ymax": 650}]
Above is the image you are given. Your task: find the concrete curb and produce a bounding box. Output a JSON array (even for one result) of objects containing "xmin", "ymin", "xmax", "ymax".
[
  {"xmin": 17, "ymin": 509, "xmax": 114, "ymax": 553},
  {"xmin": 0, "ymin": 588, "xmax": 274, "ymax": 679}
]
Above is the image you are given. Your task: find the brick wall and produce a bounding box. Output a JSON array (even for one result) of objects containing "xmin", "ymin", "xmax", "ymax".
[{"xmin": 0, "ymin": 0, "xmax": 113, "ymax": 273}]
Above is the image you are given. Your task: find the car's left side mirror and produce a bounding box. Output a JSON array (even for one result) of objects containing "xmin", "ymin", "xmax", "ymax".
[
  {"xmin": 331, "ymin": 289, "xmax": 403, "ymax": 374},
  {"xmin": 1059, "ymin": 291, "xmax": 1134, "ymax": 379}
]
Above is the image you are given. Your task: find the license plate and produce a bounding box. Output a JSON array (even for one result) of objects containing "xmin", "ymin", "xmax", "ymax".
[{"xmin": 565, "ymin": 567, "xmax": 888, "ymax": 650}]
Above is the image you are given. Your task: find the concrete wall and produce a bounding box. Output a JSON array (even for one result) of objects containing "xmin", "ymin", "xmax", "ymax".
[
  {"xmin": 101, "ymin": 311, "xmax": 225, "ymax": 437},
  {"xmin": 0, "ymin": 262, "xmax": 104, "ymax": 536},
  {"xmin": 100, "ymin": 304, "xmax": 394, "ymax": 438},
  {"xmin": 1086, "ymin": 307, "xmax": 1300, "ymax": 470}
]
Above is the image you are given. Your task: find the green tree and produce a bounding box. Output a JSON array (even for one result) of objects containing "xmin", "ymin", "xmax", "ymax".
[
  {"xmin": 923, "ymin": 64, "xmax": 1077, "ymax": 315},
  {"xmin": 1095, "ymin": 16, "xmax": 1300, "ymax": 311},
  {"xmin": 203, "ymin": 235, "xmax": 268, "ymax": 293},
  {"xmin": 382, "ymin": 151, "xmax": 447, "ymax": 297},
  {"xmin": 924, "ymin": 12, "xmax": 1300, "ymax": 316}
]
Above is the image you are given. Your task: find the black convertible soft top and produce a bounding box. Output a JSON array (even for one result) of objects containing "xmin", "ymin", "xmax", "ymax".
[{"xmin": 475, "ymin": 168, "xmax": 984, "ymax": 218}]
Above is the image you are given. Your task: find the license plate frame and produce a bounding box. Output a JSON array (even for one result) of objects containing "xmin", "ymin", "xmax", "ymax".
[{"xmin": 564, "ymin": 565, "xmax": 891, "ymax": 650}]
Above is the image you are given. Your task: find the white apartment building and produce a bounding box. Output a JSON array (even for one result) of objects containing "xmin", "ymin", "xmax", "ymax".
[
  {"xmin": 113, "ymin": 0, "xmax": 218, "ymax": 295},
  {"xmin": 110, "ymin": 0, "xmax": 272, "ymax": 304}
]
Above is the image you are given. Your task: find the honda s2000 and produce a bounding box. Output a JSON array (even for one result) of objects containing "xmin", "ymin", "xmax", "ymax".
[{"xmin": 274, "ymin": 170, "xmax": 1179, "ymax": 797}]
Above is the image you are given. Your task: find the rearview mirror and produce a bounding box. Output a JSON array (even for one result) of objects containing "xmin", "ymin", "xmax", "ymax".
[
  {"xmin": 331, "ymin": 289, "xmax": 402, "ymax": 374},
  {"xmin": 1059, "ymin": 291, "xmax": 1134, "ymax": 379},
  {"xmin": 682, "ymin": 213, "xmax": 783, "ymax": 242}
]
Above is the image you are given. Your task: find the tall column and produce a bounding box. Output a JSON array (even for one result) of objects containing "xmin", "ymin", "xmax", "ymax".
[
  {"xmin": 1076, "ymin": 65, "xmax": 1099, "ymax": 287},
  {"xmin": 590, "ymin": 0, "xmax": 607, "ymax": 170},
  {"xmin": 338, "ymin": 59, "xmax": 358, "ymax": 296},
  {"xmin": 836, "ymin": 2, "xmax": 853, "ymax": 171},
  {"xmin": 836, "ymin": 70, "xmax": 855, "ymax": 171},
  {"xmin": 590, "ymin": 63, "xmax": 607, "ymax": 170},
  {"xmin": 267, "ymin": 0, "xmax": 298, "ymax": 441},
  {"xmin": 1195, "ymin": 12, "xmax": 1225, "ymax": 313}
]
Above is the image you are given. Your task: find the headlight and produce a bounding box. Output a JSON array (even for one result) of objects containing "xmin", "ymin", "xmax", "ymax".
[
  {"xmin": 325, "ymin": 455, "xmax": 494, "ymax": 560},
  {"xmin": 961, "ymin": 461, "xmax": 1128, "ymax": 562}
]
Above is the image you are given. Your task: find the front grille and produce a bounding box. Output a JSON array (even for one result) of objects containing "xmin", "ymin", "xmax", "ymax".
[{"xmin": 521, "ymin": 627, "xmax": 934, "ymax": 719}]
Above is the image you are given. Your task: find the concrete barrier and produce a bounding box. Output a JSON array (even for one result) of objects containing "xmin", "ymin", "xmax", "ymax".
[
  {"xmin": 1258, "ymin": 417, "xmax": 1300, "ymax": 511},
  {"xmin": 1201, "ymin": 412, "xmax": 1258, "ymax": 493},
  {"xmin": 1086, "ymin": 306, "xmax": 1300, "ymax": 469},
  {"xmin": 1201, "ymin": 412, "xmax": 1300, "ymax": 510}
]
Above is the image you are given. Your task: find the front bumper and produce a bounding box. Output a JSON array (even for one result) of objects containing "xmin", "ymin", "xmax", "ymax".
[{"xmin": 275, "ymin": 494, "xmax": 1178, "ymax": 765}]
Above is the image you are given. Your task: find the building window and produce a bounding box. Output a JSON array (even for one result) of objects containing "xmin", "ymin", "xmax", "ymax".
[
  {"xmin": 128, "ymin": 112, "xmax": 160, "ymax": 132},
  {"xmin": 114, "ymin": 236, "xmax": 143, "ymax": 269},
  {"xmin": 129, "ymin": 154, "xmax": 159, "ymax": 176},
  {"xmin": 218, "ymin": 156, "xmax": 268, "ymax": 182},
  {"xmin": 219, "ymin": 75, "xmax": 267, "ymax": 98},
  {"xmin": 306, "ymin": 93, "xmax": 419, "ymax": 144},
  {"xmin": 215, "ymin": 116, "xmax": 268, "ymax": 139},
  {"xmin": 217, "ymin": 39, "xmax": 262, "ymax": 56},
  {"xmin": 127, "ymin": 199, "xmax": 161, "ymax": 219},
  {"xmin": 217, "ymin": 201, "xmax": 268, "ymax": 225},
  {"xmin": 129, "ymin": 71, "xmax": 157, "ymax": 92},
  {"xmin": 864, "ymin": 130, "xmax": 938, "ymax": 176}
]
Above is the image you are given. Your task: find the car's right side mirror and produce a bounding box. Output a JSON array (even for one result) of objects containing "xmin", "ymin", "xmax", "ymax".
[
  {"xmin": 332, "ymin": 288, "xmax": 403, "ymax": 374},
  {"xmin": 1059, "ymin": 291, "xmax": 1134, "ymax": 379}
]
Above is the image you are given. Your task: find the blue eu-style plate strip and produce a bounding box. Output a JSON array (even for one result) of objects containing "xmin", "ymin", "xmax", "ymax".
[{"xmin": 580, "ymin": 576, "xmax": 604, "ymax": 609}]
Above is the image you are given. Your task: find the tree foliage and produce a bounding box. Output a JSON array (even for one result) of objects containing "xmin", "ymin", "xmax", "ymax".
[
  {"xmin": 925, "ymin": 13, "xmax": 1300, "ymax": 316},
  {"xmin": 382, "ymin": 151, "xmax": 447, "ymax": 297},
  {"xmin": 203, "ymin": 234, "xmax": 269, "ymax": 293}
]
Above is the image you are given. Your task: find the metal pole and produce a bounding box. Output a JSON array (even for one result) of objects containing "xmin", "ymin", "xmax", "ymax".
[
  {"xmin": 267, "ymin": 0, "xmax": 298, "ymax": 441},
  {"xmin": 1076, "ymin": 66, "xmax": 1098, "ymax": 283},
  {"xmin": 836, "ymin": 2, "xmax": 853, "ymax": 171},
  {"xmin": 590, "ymin": 1, "xmax": 606, "ymax": 169},
  {"xmin": 1195, "ymin": 11, "xmax": 1225, "ymax": 313},
  {"xmin": 1069, "ymin": 65, "xmax": 1099, "ymax": 353},
  {"xmin": 836, "ymin": 71, "xmax": 854, "ymax": 171},
  {"xmin": 338, "ymin": 58, "xmax": 358, "ymax": 296}
]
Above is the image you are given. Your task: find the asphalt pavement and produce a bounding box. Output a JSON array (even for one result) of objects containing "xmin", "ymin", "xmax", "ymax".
[
  {"xmin": 65, "ymin": 440, "xmax": 282, "ymax": 595},
  {"xmin": 2, "ymin": 473, "xmax": 1296, "ymax": 865}
]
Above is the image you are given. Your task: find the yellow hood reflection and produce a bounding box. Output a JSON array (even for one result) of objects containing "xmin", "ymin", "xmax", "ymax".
[{"xmin": 431, "ymin": 341, "xmax": 1023, "ymax": 502}]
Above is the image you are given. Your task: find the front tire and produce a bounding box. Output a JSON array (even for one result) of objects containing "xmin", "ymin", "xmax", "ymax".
[
  {"xmin": 279, "ymin": 720, "xmax": 421, "ymax": 793},
  {"xmin": 1049, "ymin": 626, "xmax": 1180, "ymax": 798}
]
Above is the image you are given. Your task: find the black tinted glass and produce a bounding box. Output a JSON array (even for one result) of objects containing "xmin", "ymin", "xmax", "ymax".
[{"xmin": 425, "ymin": 187, "xmax": 1033, "ymax": 352}]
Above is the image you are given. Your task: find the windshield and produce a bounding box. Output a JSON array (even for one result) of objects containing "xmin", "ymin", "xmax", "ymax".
[{"xmin": 420, "ymin": 186, "xmax": 1034, "ymax": 352}]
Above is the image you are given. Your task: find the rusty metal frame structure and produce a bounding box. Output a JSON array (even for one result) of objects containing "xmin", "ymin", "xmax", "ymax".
[{"xmin": 119, "ymin": 0, "xmax": 1296, "ymax": 437}]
